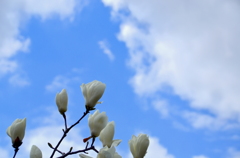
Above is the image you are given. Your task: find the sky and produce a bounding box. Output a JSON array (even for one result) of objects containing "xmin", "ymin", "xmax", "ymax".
[{"xmin": 0, "ymin": 0, "xmax": 240, "ymax": 157}]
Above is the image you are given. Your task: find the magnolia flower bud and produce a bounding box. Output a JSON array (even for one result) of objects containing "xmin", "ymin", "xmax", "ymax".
[
  {"xmin": 79, "ymin": 154, "xmax": 93, "ymax": 158},
  {"xmin": 97, "ymin": 146, "xmax": 122, "ymax": 158},
  {"xmin": 56, "ymin": 89, "xmax": 68, "ymax": 115},
  {"xmin": 99, "ymin": 121, "xmax": 122, "ymax": 148},
  {"xmin": 79, "ymin": 146, "xmax": 121, "ymax": 158},
  {"xmin": 129, "ymin": 134, "xmax": 150, "ymax": 158},
  {"xmin": 6, "ymin": 118, "xmax": 26, "ymax": 148},
  {"xmin": 30, "ymin": 145, "xmax": 42, "ymax": 158},
  {"xmin": 88, "ymin": 110, "xmax": 108, "ymax": 137},
  {"xmin": 80, "ymin": 80, "xmax": 106, "ymax": 110}
]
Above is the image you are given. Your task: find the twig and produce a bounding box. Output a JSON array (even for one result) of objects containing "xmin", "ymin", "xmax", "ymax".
[
  {"xmin": 91, "ymin": 137, "xmax": 95, "ymax": 147},
  {"xmin": 48, "ymin": 143, "xmax": 65, "ymax": 155},
  {"xmin": 56, "ymin": 146, "xmax": 99, "ymax": 158},
  {"xmin": 63, "ymin": 113, "xmax": 67, "ymax": 131},
  {"xmin": 12, "ymin": 147, "xmax": 19, "ymax": 158}
]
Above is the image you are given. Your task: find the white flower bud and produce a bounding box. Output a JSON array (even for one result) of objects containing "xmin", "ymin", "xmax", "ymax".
[
  {"xmin": 129, "ymin": 134, "xmax": 150, "ymax": 158},
  {"xmin": 99, "ymin": 121, "xmax": 121, "ymax": 148},
  {"xmin": 97, "ymin": 146, "xmax": 122, "ymax": 158},
  {"xmin": 114, "ymin": 152, "xmax": 122, "ymax": 158},
  {"xmin": 88, "ymin": 110, "xmax": 108, "ymax": 137},
  {"xmin": 80, "ymin": 80, "xmax": 106, "ymax": 110},
  {"xmin": 79, "ymin": 145, "xmax": 121, "ymax": 158},
  {"xmin": 56, "ymin": 89, "xmax": 68, "ymax": 114},
  {"xmin": 30, "ymin": 145, "xmax": 42, "ymax": 158},
  {"xmin": 79, "ymin": 154, "xmax": 93, "ymax": 158},
  {"xmin": 6, "ymin": 118, "xmax": 26, "ymax": 148}
]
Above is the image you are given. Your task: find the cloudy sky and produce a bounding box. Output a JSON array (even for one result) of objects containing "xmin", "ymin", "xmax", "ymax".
[{"xmin": 1, "ymin": 0, "xmax": 240, "ymax": 157}]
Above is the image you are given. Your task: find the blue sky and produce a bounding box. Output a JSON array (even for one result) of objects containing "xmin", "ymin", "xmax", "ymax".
[{"xmin": 1, "ymin": 0, "xmax": 240, "ymax": 158}]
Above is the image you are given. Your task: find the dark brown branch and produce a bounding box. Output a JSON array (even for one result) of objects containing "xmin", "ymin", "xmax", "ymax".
[
  {"xmin": 56, "ymin": 146, "xmax": 99, "ymax": 158},
  {"xmin": 12, "ymin": 147, "xmax": 19, "ymax": 158}
]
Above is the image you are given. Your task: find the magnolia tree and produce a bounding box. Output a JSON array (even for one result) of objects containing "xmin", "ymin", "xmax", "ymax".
[{"xmin": 6, "ymin": 80, "xmax": 150, "ymax": 158}]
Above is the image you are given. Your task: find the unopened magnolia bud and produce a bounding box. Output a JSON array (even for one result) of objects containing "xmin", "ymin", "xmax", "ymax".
[
  {"xmin": 79, "ymin": 154, "xmax": 93, "ymax": 158},
  {"xmin": 6, "ymin": 118, "xmax": 26, "ymax": 148},
  {"xmin": 30, "ymin": 145, "xmax": 42, "ymax": 158},
  {"xmin": 56, "ymin": 89, "xmax": 68, "ymax": 114},
  {"xmin": 129, "ymin": 134, "xmax": 150, "ymax": 158},
  {"xmin": 97, "ymin": 146, "xmax": 122, "ymax": 158},
  {"xmin": 99, "ymin": 121, "xmax": 121, "ymax": 148},
  {"xmin": 79, "ymin": 146, "xmax": 122, "ymax": 158},
  {"xmin": 88, "ymin": 110, "xmax": 108, "ymax": 137}
]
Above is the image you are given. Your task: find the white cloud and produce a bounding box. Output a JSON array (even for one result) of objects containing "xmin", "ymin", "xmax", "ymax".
[
  {"xmin": 102, "ymin": 0, "xmax": 240, "ymax": 129},
  {"xmin": 8, "ymin": 74, "xmax": 30, "ymax": 87},
  {"xmin": 23, "ymin": 0, "xmax": 77, "ymax": 21},
  {"xmin": 172, "ymin": 121, "xmax": 189, "ymax": 132},
  {"xmin": 152, "ymin": 99, "xmax": 169, "ymax": 118},
  {"xmin": 230, "ymin": 135, "xmax": 240, "ymax": 140},
  {"xmin": 183, "ymin": 111, "xmax": 240, "ymax": 130},
  {"xmin": 0, "ymin": 59, "xmax": 17, "ymax": 77},
  {"xmin": 0, "ymin": 0, "xmax": 78, "ymax": 77},
  {"xmin": 98, "ymin": 40, "xmax": 115, "ymax": 61},
  {"xmin": 127, "ymin": 135, "xmax": 174, "ymax": 158},
  {"xmin": 46, "ymin": 75, "xmax": 71, "ymax": 92},
  {"xmin": 193, "ymin": 155, "xmax": 209, "ymax": 158},
  {"xmin": 227, "ymin": 148, "xmax": 240, "ymax": 158},
  {"xmin": 45, "ymin": 70, "xmax": 81, "ymax": 92},
  {"xmin": 0, "ymin": 147, "xmax": 11, "ymax": 158},
  {"xmin": 145, "ymin": 136, "xmax": 174, "ymax": 158}
]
